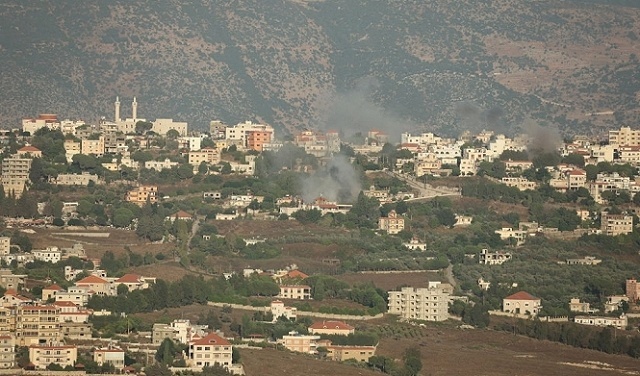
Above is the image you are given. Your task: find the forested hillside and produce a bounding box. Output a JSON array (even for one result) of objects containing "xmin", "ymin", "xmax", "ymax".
[{"xmin": 0, "ymin": 0, "xmax": 638, "ymax": 136}]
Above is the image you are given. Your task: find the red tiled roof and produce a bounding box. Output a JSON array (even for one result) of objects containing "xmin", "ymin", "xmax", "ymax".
[
  {"xmin": 18, "ymin": 145, "xmax": 41, "ymax": 152},
  {"xmin": 76, "ymin": 275, "xmax": 109, "ymax": 284},
  {"xmin": 568, "ymin": 169, "xmax": 586, "ymax": 176},
  {"xmin": 54, "ymin": 301, "xmax": 77, "ymax": 307},
  {"xmin": 44, "ymin": 284, "xmax": 63, "ymax": 291},
  {"xmin": 505, "ymin": 291, "xmax": 539, "ymax": 301},
  {"xmin": 115, "ymin": 274, "xmax": 142, "ymax": 283},
  {"xmin": 190, "ymin": 332, "xmax": 231, "ymax": 346},
  {"xmin": 171, "ymin": 210, "xmax": 192, "ymax": 219},
  {"xmin": 309, "ymin": 320, "xmax": 354, "ymax": 331},
  {"xmin": 286, "ymin": 270, "xmax": 309, "ymax": 279}
]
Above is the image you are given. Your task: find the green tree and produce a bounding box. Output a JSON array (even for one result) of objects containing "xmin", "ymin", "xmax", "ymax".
[
  {"xmin": 112, "ymin": 208, "xmax": 135, "ymax": 228},
  {"xmin": 135, "ymin": 121, "xmax": 153, "ymax": 135},
  {"xmin": 156, "ymin": 338, "xmax": 179, "ymax": 365},
  {"xmin": 144, "ymin": 362, "xmax": 173, "ymax": 376},
  {"xmin": 403, "ymin": 348, "xmax": 422, "ymax": 376},
  {"xmin": 166, "ymin": 129, "xmax": 180, "ymax": 140}
]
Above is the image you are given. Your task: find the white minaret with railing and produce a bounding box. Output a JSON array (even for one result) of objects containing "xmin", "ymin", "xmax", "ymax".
[
  {"xmin": 132, "ymin": 97, "xmax": 138, "ymax": 120},
  {"xmin": 115, "ymin": 96, "xmax": 121, "ymax": 122}
]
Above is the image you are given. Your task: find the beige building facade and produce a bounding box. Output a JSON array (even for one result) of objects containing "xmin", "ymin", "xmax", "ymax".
[{"xmin": 388, "ymin": 282, "xmax": 454, "ymax": 321}]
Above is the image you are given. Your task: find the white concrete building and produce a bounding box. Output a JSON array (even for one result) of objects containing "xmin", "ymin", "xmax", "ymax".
[{"xmin": 387, "ymin": 282, "xmax": 454, "ymax": 322}]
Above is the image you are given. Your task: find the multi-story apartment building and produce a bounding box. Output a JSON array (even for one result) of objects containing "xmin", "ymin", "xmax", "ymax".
[
  {"xmin": 414, "ymin": 153, "xmax": 442, "ymax": 176},
  {"xmin": 81, "ymin": 137, "xmax": 105, "ymax": 156},
  {"xmin": 103, "ymin": 133, "xmax": 127, "ymax": 154},
  {"xmin": 609, "ymin": 126, "xmax": 640, "ymax": 146},
  {"xmin": 178, "ymin": 136, "xmax": 202, "ymax": 151},
  {"xmin": 0, "ymin": 335, "xmax": 15, "ymax": 369},
  {"xmin": 278, "ymin": 285, "xmax": 312, "ymax": 300},
  {"xmin": 152, "ymin": 319, "xmax": 208, "ymax": 345},
  {"xmin": 188, "ymin": 147, "xmax": 220, "ymax": 169},
  {"xmin": 247, "ymin": 131, "xmax": 272, "ymax": 152},
  {"xmin": 0, "ymin": 155, "xmax": 32, "ymax": 197},
  {"xmin": 16, "ymin": 305, "xmax": 60, "ymax": 346},
  {"xmin": 152, "ymin": 118, "xmax": 188, "ymax": 136},
  {"xmin": 378, "ymin": 210, "xmax": 405, "ymax": 234},
  {"xmin": 616, "ymin": 146, "xmax": 640, "ymax": 165},
  {"xmin": 280, "ymin": 331, "xmax": 320, "ymax": 354},
  {"xmin": 125, "ymin": 185, "xmax": 158, "ymax": 206},
  {"xmin": 549, "ymin": 169, "xmax": 587, "ymax": 192},
  {"xmin": 60, "ymin": 322, "xmax": 92, "ymax": 340},
  {"xmin": 63, "ymin": 140, "xmax": 81, "ymax": 163},
  {"xmin": 188, "ymin": 332, "xmax": 233, "ymax": 369},
  {"xmin": 29, "ymin": 344, "xmax": 77, "ymax": 369},
  {"xmin": 226, "ymin": 121, "xmax": 274, "ymax": 149},
  {"xmin": 600, "ymin": 212, "xmax": 633, "ymax": 236},
  {"xmin": 0, "ymin": 238, "xmax": 8, "ymax": 256},
  {"xmin": 589, "ymin": 172, "xmax": 639, "ymax": 203},
  {"xmin": 387, "ymin": 282, "xmax": 454, "ymax": 322},
  {"xmin": 22, "ymin": 114, "xmax": 58, "ymax": 135}
]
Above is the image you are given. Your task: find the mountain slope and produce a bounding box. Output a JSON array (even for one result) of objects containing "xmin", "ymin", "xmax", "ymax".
[{"xmin": 0, "ymin": 0, "xmax": 638, "ymax": 137}]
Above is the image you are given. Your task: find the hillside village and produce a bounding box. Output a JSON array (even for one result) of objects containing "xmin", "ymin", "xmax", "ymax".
[{"xmin": 2, "ymin": 98, "xmax": 640, "ymax": 374}]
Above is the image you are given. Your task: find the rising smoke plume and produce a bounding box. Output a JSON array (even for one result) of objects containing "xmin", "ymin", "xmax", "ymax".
[
  {"xmin": 318, "ymin": 77, "xmax": 414, "ymax": 143},
  {"xmin": 300, "ymin": 154, "xmax": 361, "ymax": 204},
  {"xmin": 521, "ymin": 118, "xmax": 563, "ymax": 156},
  {"xmin": 453, "ymin": 101, "xmax": 507, "ymax": 135}
]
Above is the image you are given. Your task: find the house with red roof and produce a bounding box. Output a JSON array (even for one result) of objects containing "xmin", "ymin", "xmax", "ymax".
[
  {"xmin": 165, "ymin": 210, "xmax": 193, "ymax": 222},
  {"xmin": 17, "ymin": 145, "xmax": 42, "ymax": 158},
  {"xmin": 187, "ymin": 332, "xmax": 232, "ymax": 369},
  {"xmin": 75, "ymin": 275, "xmax": 115, "ymax": 296},
  {"xmin": 0, "ymin": 289, "xmax": 32, "ymax": 307},
  {"xmin": 42, "ymin": 284, "xmax": 63, "ymax": 301},
  {"xmin": 308, "ymin": 320, "xmax": 355, "ymax": 336},
  {"xmin": 503, "ymin": 291, "xmax": 542, "ymax": 317}
]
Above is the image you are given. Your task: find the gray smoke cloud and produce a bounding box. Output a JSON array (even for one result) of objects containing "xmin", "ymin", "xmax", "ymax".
[
  {"xmin": 300, "ymin": 155, "xmax": 361, "ymax": 204},
  {"xmin": 453, "ymin": 101, "xmax": 507, "ymax": 135},
  {"xmin": 318, "ymin": 77, "xmax": 413, "ymax": 143},
  {"xmin": 522, "ymin": 119, "xmax": 563, "ymax": 155}
]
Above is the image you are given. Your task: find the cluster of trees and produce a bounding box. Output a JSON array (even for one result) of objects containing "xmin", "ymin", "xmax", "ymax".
[
  {"xmin": 0, "ymin": 187, "xmax": 38, "ymax": 219},
  {"xmin": 87, "ymin": 274, "xmax": 281, "ymax": 315},
  {"xmin": 368, "ymin": 348, "xmax": 422, "ymax": 376},
  {"xmin": 304, "ymin": 275, "xmax": 387, "ymax": 313},
  {"xmin": 492, "ymin": 318, "xmax": 640, "ymax": 358}
]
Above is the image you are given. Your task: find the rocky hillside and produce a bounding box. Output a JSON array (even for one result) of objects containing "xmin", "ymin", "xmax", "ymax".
[{"xmin": 0, "ymin": 0, "xmax": 638, "ymax": 137}]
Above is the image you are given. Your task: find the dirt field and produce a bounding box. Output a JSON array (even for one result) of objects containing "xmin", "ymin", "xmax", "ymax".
[
  {"xmin": 335, "ymin": 271, "xmax": 443, "ymax": 291},
  {"xmin": 241, "ymin": 348, "xmax": 382, "ymax": 376},
  {"xmin": 24, "ymin": 227, "xmax": 173, "ymax": 261},
  {"xmin": 377, "ymin": 325, "xmax": 640, "ymax": 376},
  {"xmin": 240, "ymin": 324, "xmax": 640, "ymax": 376}
]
